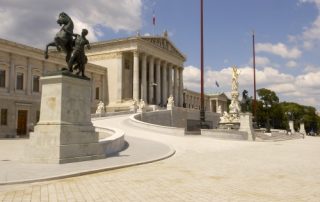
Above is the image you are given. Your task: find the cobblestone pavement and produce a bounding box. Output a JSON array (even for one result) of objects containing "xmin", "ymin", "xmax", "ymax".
[{"xmin": 0, "ymin": 115, "xmax": 320, "ymax": 201}]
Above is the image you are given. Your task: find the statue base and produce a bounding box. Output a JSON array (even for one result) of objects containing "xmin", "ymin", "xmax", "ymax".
[
  {"xmin": 24, "ymin": 73, "xmax": 105, "ymax": 163},
  {"xmin": 238, "ymin": 112, "xmax": 255, "ymax": 141}
]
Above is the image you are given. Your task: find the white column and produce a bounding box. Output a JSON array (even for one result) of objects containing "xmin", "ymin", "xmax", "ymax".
[
  {"xmin": 133, "ymin": 51, "xmax": 139, "ymax": 101},
  {"xmin": 148, "ymin": 56, "xmax": 154, "ymax": 104},
  {"xmin": 42, "ymin": 61, "xmax": 46, "ymax": 75},
  {"xmin": 155, "ymin": 59, "xmax": 161, "ymax": 105},
  {"xmin": 179, "ymin": 67, "xmax": 184, "ymax": 107},
  {"xmin": 168, "ymin": 64, "xmax": 173, "ymax": 97},
  {"xmin": 101, "ymin": 73, "xmax": 105, "ymax": 103},
  {"xmin": 9, "ymin": 53, "xmax": 15, "ymax": 93},
  {"xmin": 216, "ymin": 99, "xmax": 219, "ymax": 113},
  {"xmin": 173, "ymin": 66, "xmax": 178, "ymax": 105},
  {"xmin": 91, "ymin": 72, "xmax": 94, "ymax": 102},
  {"xmin": 162, "ymin": 62, "xmax": 167, "ymax": 105},
  {"xmin": 141, "ymin": 54, "xmax": 147, "ymax": 102},
  {"xmin": 116, "ymin": 52, "xmax": 123, "ymax": 102},
  {"xmin": 26, "ymin": 58, "xmax": 32, "ymax": 95}
]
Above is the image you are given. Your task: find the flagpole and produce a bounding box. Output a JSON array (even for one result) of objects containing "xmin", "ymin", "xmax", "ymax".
[
  {"xmin": 252, "ymin": 31, "xmax": 257, "ymax": 119},
  {"xmin": 200, "ymin": 0, "xmax": 205, "ymax": 127},
  {"xmin": 153, "ymin": 10, "xmax": 156, "ymax": 36}
]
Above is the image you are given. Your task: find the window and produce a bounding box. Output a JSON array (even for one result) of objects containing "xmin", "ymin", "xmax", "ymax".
[
  {"xmin": 95, "ymin": 87, "xmax": 100, "ymax": 100},
  {"xmin": 0, "ymin": 70, "xmax": 5, "ymax": 88},
  {"xmin": 36, "ymin": 111, "xmax": 40, "ymax": 122},
  {"xmin": 16, "ymin": 72, "xmax": 24, "ymax": 90},
  {"xmin": 33, "ymin": 75, "xmax": 40, "ymax": 92},
  {"xmin": 1, "ymin": 109, "xmax": 7, "ymax": 125}
]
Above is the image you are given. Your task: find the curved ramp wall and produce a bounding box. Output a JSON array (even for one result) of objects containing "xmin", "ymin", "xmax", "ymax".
[
  {"xmin": 134, "ymin": 108, "xmax": 220, "ymax": 128},
  {"xmin": 95, "ymin": 127, "xmax": 126, "ymax": 156}
]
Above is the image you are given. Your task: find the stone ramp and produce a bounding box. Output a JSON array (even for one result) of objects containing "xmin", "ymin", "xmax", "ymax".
[
  {"xmin": 255, "ymin": 132, "xmax": 304, "ymax": 142},
  {"xmin": 0, "ymin": 136, "xmax": 174, "ymax": 185}
]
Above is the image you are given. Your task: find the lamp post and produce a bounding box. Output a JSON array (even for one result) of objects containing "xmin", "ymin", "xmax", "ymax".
[{"xmin": 263, "ymin": 101, "xmax": 271, "ymax": 133}]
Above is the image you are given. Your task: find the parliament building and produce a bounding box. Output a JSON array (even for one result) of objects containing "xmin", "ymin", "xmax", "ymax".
[
  {"xmin": 0, "ymin": 33, "xmax": 228, "ymax": 138},
  {"xmin": 0, "ymin": 33, "xmax": 187, "ymax": 137}
]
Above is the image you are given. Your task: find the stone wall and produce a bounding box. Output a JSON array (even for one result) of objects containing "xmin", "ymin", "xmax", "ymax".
[
  {"xmin": 135, "ymin": 107, "xmax": 220, "ymax": 128},
  {"xmin": 201, "ymin": 129, "xmax": 248, "ymax": 140}
]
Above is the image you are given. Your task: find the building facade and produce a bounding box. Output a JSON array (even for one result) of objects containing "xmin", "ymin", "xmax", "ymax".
[
  {"xmin": 183, "ymin": 88, "xmax": 229, "ymax": 114},
  {"xmin": 87, "ymin": 34, "xmax": 186, "ymax": 111},
  {"xmin": 0, "ymin": 34, "xmax": 186, "ymax": 137},
  {"xmin": 0, "ymin": 39, "xmax": 106, "ymax": 137}
]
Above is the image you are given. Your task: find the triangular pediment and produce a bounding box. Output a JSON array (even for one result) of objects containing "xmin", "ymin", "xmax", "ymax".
[{"xmin": 141, "ymin": 37, "xmax": 186, "ymax": 60}]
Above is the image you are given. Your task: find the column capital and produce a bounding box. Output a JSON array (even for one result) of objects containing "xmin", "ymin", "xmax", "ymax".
[
  {"xmin": 161, "ymin": 60, "xmax": 168, "ymax": 66},
  {"xmin": 148, "ymin": 55, "xmax": 155, "ymax": 62},
  {"xmin": 133, "ymin": 50, "xmax": 139, "ymax": 56},
  {"xmin": 155, "ymin": 58, "xmax": 161, "ymax": 65},
  {"xmin": 141, "ymin": 53, "xmax": 147, "ymax": 59},
  {"xmin": 167, "ymin": 63, "xmax": 173, "ymax": 68}
]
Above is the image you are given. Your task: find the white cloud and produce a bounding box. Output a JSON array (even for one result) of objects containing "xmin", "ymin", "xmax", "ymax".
[
  {"xmin": 299, "ymin": 0, "xmax": 320, "ymax": 50},
  {"xmin": 296, "ymin": 71, "xmax": 320, "ymax": 87},
  {"xmin": 303, "ymin": 64, "xmax": 320, "ymax": 72},
  {"xmin": 286, "ymin": 60, "xmax": 298, "ymax": 68},
  {"xmin": 183, "ymin": 65, "xmax": 320, "ymax": 110},
  {"xmin": 249, "ymin": 56, "xmax": 271, "ymax": 66},
  {"xmin": 256, "ymin": 43, "xmax": 302, "ymax": 59},
  {"xmin": 0, "ymin": 0, "xmax": 142, "ymax": 47}
]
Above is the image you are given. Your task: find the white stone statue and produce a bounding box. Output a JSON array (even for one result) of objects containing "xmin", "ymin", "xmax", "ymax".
[
  {"xmin": 129, "ymin": 99, "xmax": 138, "ymax": 113},
  {"xmin": 220, "ymin": 111, "xmax": 230, "ymax": 123},
  {"xmin": 167, "ymin": 95, "xmax": 174, "ymax": 110},
  {"xmin": 217, "ymin": 105, "xmax": 222, "ymax": 114},
  {"xmin": 95, "ymin": 101, "xmax": 105, "ymax": 114},
  {"xmin": 231, "ymin": 66, "xmax": 240, "ymax": 91},
  {"xmin": 137, "ymin": 99, "xmax": 146, "ymax": 113}
]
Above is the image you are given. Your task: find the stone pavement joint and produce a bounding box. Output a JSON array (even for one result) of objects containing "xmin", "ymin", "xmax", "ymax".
[{"xmin": 0, "ymin": 114, "xmax": 320, "ymax": 201}]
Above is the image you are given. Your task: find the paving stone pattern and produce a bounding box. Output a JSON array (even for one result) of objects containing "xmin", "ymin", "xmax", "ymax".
[{"xmin": 0, "ymin": 115, "xmax": 320, "ymax": 201}]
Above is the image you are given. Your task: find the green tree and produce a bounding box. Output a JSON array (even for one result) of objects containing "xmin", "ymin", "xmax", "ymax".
[
  {"xmin": 281, "ymin": 102, "xmax": 319, "ymax": 133},
  {"xmin": 256, "ymin": 88, "xmax": 286, "ymax": 129}
]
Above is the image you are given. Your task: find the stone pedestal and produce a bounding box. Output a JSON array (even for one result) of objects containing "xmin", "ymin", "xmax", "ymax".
[
  {"xmin": 289, "ymin": 121, "xmax": 294, "ymax": 133},
  {"xmin": 167, "ymin": 104, "xmax": 173, "ymax": 110},
  {"xmin": 25, "ymin": 72, "xmax": 104, "ymax": 164},
  {"xmin": 239, "ymin": 113, "xmax": 255, "ymax": 141},
  {"xmin": 299, "ymin": 122, "xmax": 306, "ymax": 138}
]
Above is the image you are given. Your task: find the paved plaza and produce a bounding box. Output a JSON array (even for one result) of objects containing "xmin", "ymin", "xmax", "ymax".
[{"xmin": 0, "ymin": 114, "xmax": 320, "ymax": 201}]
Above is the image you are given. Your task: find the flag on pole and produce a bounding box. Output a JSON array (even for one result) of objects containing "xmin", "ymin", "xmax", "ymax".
[
  {"xmin": 152, "ymin": 10, "xmax": 156, "ymax": 26},
  {"xmin": 215, "ymin": 81, "xmax": 220, "ymax": 87}
]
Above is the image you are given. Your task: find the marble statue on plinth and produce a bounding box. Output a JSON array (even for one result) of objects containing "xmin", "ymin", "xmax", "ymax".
[
  {"xmin": 137, "ymin": 99, "xmax": 146, "ymax": 113},
  {"xmin": 219, "ymin": 66, "xmax": 241, "ymax": 125},
  {"xmin": 95, "ymin": 101, "xmax": 105, "ymax": 114},
  {"xmin": 167, "ymin": 95, "xmax": 174, "ymax": 110},
  {"xmin": 129, "ymin": 99, "xmax": 138, "ymax": 113}
]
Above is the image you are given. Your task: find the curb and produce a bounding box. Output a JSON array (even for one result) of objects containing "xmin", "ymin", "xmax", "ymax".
[{"xmin": 0, "ymin": 147, "xmax": 176, "ymax": 185}]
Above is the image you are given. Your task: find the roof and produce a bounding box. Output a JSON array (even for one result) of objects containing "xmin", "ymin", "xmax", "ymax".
[{"xmin": 90, "ymin": 35, "xmax": 186, "ymax": 61}]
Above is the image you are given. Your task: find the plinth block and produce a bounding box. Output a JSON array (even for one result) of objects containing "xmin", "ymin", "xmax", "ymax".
[{"xmin": 25, "ymin": 73, "xmax": 105, "ymax": 163}]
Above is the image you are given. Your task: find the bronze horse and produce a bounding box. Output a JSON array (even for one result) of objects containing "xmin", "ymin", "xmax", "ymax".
[{"xmin": 44, "ymin": 12, "xmax": 74, "ymax": 64}]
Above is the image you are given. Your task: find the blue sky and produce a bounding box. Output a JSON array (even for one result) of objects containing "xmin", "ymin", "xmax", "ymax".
[{"xmin": 1, "ymin": 0, "xmax": 320, "ymax": 110}]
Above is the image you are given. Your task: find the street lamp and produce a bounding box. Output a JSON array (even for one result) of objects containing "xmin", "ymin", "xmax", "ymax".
[{"xmin": 262, "ymin": 100, "xmax": 271, "ymax": 133}]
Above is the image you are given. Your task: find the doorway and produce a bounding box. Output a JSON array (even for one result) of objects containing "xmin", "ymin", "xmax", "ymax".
[{"xmin": 17, "ymin": 110, "xmax": 28, "ymax": 136}]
